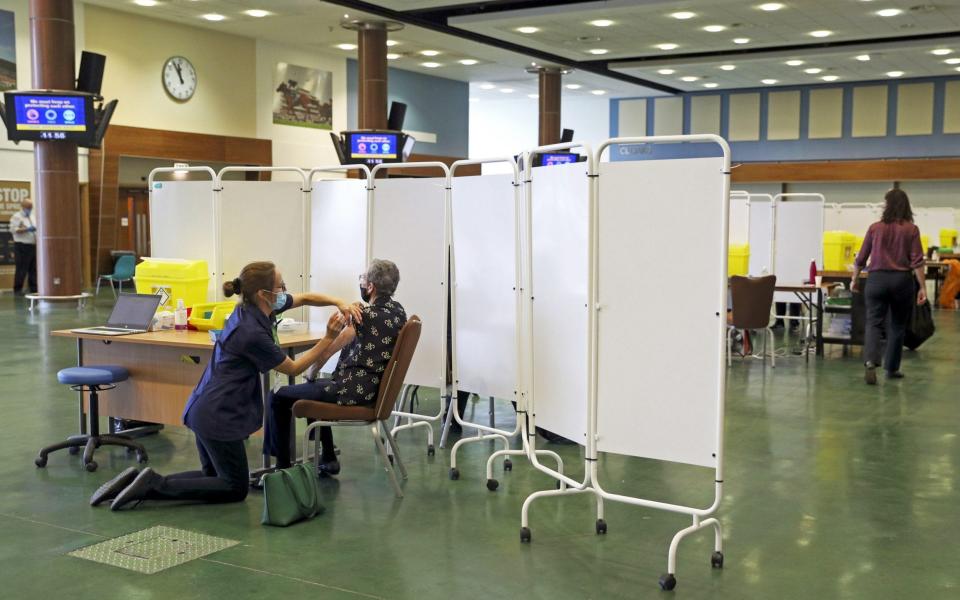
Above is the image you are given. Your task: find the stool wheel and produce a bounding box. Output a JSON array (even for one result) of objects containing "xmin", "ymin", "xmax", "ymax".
[
  {"xmin": 84, "ymin": 460, "xmax": 98, "ymax": 472},
  {"xmin": 34, "ymin": 455, "xmax": 47, "ymax": 468}
]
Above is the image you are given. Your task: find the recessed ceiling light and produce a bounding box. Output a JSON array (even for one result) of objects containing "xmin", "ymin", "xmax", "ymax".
[
  {"xmin": 680, "ymin": 76, "xmax": 700, "ymax": 82},
  {"xmin": 733, "ymin": 38, "xmax": 751, "ymax": 44},
  {"xmin": 589, "ymin": 19, "xmax": 615, "ymax": 27},
  {"xmin": 386, "ymin": 40, "xmax": 400, "ymax": 47},
  {"xmin": 670, "ymin": 11, "xmax": 697, "ymax": 20},
  {"xmin": 786, "ymin": 59, "xmax": 805, "ymax": 66},
  {"xmin": 244, "ymin": 9, "xmax": 270, "ymax": 17},
  {"xmin": 459, "ymin": 59, "xmax": 479, "ymax": 65},
  {"xmin": 500, "ymin": 88, "xmax": 514, "ymax": 93},
  {"xmin": 134, "ymin": 0, "xmax": 158, "ymax": 6},
  {"xmin": 876, "ymin": 8, "xmax": 903, "ymax": 17},
  {"xmin": 720, "ymin": 64, "xmax": 736, "ymax": 71},
  {"xmin": 587, "ymin": 49, "xmax": 609, "ymax": 55},
  {"xmin": 945, "ymin": 58, "xmax": 960, "ymax": 65},
  {"xmin": 420, "ymin": 50, "xmax": 440, "ymax": 56},
  {"xmin": 762, "ymin": 79, "xmax": 778, "ymax": 85},
  {"xmin": 479, "ymin": 83, "xmax": 496, "ymax": 90},
  {"xmin": 804, "ymin": 67, "xmax": 823, "ymax": 74},
  {"xmin": 703, "ymin": 25, "xmax": 727, "ymax": 32},
  {"xmin": 516, "ymin": 26, "xmax": 539, "ymax": 34},
  {"xmin": 528, "ymin": 93, "xmax": 539, "ymax": 98},
  {"xmin": 809, "ymin": 30, "xmax": 833, "ymax": 38},
  {"xmin": 336, "ymin": 43, "xmax": 357, "ymax": 50},
  {"xmin": 591, "ymin": 89, "xmax": 607, "ymax": 95},
  {"xmin": 201, "ymin": 13, "xmax": 225, "ymax": 21},
  {"xmin": 856, "ymin": 54, "xmax": 871, "ymax": 61},
  {"xmin": 757, "ymin": 3, "xmax": 785, "ymax": 10},
  {"xmin": 566, "ymin": 83, "xmax": 583, "ymax": 89},
  {"xmin": 657, "ymin": 68, "xmax": 676, "ymax": 75},
  {"xmin": 931, "ymin": 48, "xmax": 953, "ymax": 55},
  {"xmin": 822, "ymin": 75, "xmax": 839, "ymax": 81},
  {"xmin": 421, "ymin": 62, "xmax": 442, "ymax": 68},
  {"xmin": 656, "ymin": 43, "xmax": 679, "ymax": 50},
  {"xmin": 886, "ymin": 70, "xmax": 904, "ymax": 77},
  {"xmin": 386, "ymin": 53, "xmax": 400, "ymax": 60},
  {"xmin": 704, "ymin": 82, "xmax": 719, "ymax": 88}
]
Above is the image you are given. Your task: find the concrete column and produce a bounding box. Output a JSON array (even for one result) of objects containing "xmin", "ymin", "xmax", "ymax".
[{"xmin": 30, "ymin": 0, "xmax": 82, "ymax": 296}]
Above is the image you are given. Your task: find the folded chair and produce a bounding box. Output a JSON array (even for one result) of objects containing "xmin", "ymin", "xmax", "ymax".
[
  {"xmin": 728, "ymin": 275, "xmax": 777, "ymax": 368},
  {"xmin": 293, "ymin": 316, "xmax": 421, "ymax": 498}
]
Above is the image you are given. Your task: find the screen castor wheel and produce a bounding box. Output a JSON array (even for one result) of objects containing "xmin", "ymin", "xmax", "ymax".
[
  {"xmin": 136, "ymin": 452, "xmax": 148, "ymax": 464},
  {"xmin": 711, "ymin": 551, "xmax": 724, "ymax": 569},
  {"xmin": 34, "ymin": 455, "xmax": 47, "ymax": 468},
  {"xmin": 520, "ymin": 527, "xmax": 531, "ymax": 543},
  {"xmin": 427, "ymin": 444, "xmax": 435, "ymax": 457},
  {"xmin": 486, "ymin": 479, "xmax": 499, "ymax": 491},
  {"xmin": 658, "ymin": 573, "xmax": 676, "ymax": 591},
  {"xmin": 503, "ymin": 459, "xmax": 513, "ymax": 472},
  {"xmin": 596, "ymin": 519, "xmax": 607, "ymax": 535},
  {"xmin": 84, "ymin": 460, "xmax": 98, "ymax": 473},
  {"xmin": 449, "ymin": 467, "xmax": 460, "ymax": 480},
  {"xmin": 68, "ymin": 446, "xmax": 80, "ymax": 455}
]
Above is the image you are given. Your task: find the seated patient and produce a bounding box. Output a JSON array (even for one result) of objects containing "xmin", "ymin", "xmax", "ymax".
[{"xmin": 265, "ymin": 258, "xmax": 407, "ymax": 476}]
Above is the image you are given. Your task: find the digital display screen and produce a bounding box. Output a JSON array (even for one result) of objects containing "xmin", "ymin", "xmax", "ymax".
[
  {"xmin": 4, "ymin": 92, "xmax": 94, "ymax": 142},
  {"xmin": 348, "ymin": 133, "xmax": 398, "ymax": 160},
  {"xmin": 540, "ymin": 153, "xmax": 579, "ymax": 166}
]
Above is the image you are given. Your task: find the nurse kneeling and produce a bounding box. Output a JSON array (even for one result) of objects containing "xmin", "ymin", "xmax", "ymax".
[{"xmin": 91, "ymin": 260, "xmax": 360, "ymax": 511}]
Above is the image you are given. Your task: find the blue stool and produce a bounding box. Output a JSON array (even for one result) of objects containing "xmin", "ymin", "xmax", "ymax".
[{"xmin": 35, "ymin": 366, "xmax": 148, "ymax": 472}]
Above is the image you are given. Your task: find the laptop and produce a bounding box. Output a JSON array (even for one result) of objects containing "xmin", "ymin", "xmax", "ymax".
[{"xmin": 72, "ymin": 293, "xmax": 162, "ymax": 336}]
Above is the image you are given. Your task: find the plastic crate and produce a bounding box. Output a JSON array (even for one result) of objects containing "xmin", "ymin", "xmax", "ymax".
[
  {"xmin": 135, "ymin": 258, "xmax": 209, "ymax": 311},
  {"xmin": 188, "ymin": 301, "xmax": 237, "ymax": 331},
  {"xmin": 728, "ymin": 243, "xmax": 750, "ymax": 277},
  {"xmin": 823, "ymin": 231, "xmax": 856, "ymax": 271}
]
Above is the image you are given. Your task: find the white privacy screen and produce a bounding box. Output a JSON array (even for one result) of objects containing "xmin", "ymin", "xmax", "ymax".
[
  {"xmin": 729, "ymin": 195, "xmax": 750, "ymax": 245},
  {"xmin": 830, "ymin": 204, "xmax": 881, "ymax": 237},
  {"xmin": 530, "ymin": 162, "xmax": 589, "ymax": 445},
  {"xmin": 748, "ymin": 198, "xmax": 774, "ymax": 276},
  {"xmin": 149, "ymin": 181, "xmax": 218, "ymax": 299},
  {"xmin": 915, "ymin": 208, "xmax": 957, "ymax": 242},
  {"xmin": 370, "ymin": 178, "xmax": 446, "ymax": 389},
  {"xmin": 595, "ymin": 158, "xmax": 724, "ymax": 468},
  {"xmin": 774, "ymin": 197, "xmax": 824, "ymax": 300},
  {"xmin": 451, "ymin": 174, "xmax": 518, "ymax": 400},
  {"xmin": 310, "ymin": 178, "xmax": 368, "ymax": 372},
  {"xmin": 219, "ymin": 181, "xmax": 306, "ymax": 318}
]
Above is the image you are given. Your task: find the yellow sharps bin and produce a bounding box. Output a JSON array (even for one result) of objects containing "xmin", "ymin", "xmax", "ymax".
[
  {"xmin": 823, "ymin": 231, "xmax": 856, "ymax": 271},
  {"xmin": 135, "ymin": 258, "xmax": 209, "ymax": 311},
  {"xmin": 728, "ymin": 244, "xmax": 750, "ymax": 277},
  {"xmin": 940, "ymin": 228, "xmax": 958, "ymax": 250}
]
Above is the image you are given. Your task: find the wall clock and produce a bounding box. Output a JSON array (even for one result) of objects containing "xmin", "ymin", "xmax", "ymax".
[{"xmin": 162, "ymin": 56, "xmax": 197, "ymax": 101}]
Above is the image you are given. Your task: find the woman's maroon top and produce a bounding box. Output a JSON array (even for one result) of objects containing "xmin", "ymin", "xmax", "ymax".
[{"xmin": 855, "ymin": 220, "xmax": 924, "ymax": 272}]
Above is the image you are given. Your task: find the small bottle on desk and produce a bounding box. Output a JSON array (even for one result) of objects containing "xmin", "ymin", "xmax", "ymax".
[{"xmin": 174, "ymin": 299, "xmax": 188, "ymax": 331}]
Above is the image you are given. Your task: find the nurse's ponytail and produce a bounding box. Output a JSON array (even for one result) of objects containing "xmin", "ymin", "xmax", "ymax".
[{"xmin": 224, "ymin": 261, "xmax": 276, "ymax": 305}]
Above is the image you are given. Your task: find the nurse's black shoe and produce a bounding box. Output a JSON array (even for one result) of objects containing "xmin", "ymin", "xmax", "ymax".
[
  {"xmin": 90, "ymin": 467, "xmax": 139, "ymax": 507},
  {"xmin": 317, "ymin": 460, "xmax": 340, "ymax": 478},
  {"xmin": 886, "ymin": 371, "xmax": 905, "ymax": 379},
  {"xmin": 111, "ymin": 467, "xmax": 157, "ymax": 511}
]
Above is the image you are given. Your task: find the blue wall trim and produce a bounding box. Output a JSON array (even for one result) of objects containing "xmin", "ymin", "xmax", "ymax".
[
  {"xmin": 346, "ymin": 59, "xmax": 469, "ymax": 157},
  {"xmin": 608, "ymin": 75, "xmax": 960, "ymax": 163}
]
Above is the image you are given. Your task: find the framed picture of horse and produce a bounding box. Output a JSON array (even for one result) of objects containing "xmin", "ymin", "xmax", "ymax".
[{"xmin": 272, "ymin": 62, "xmax": 333, "ymax": 130}]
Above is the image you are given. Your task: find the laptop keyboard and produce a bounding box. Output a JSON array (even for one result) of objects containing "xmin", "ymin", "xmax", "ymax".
[{"xmin": 89, "ymin": 327, "xmax": 136, "ymax": 332}]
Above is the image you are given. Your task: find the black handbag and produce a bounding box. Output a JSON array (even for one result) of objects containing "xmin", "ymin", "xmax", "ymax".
[{"xmin": 904, "ymin": 300, "xmax": 935, "ymax": 350}]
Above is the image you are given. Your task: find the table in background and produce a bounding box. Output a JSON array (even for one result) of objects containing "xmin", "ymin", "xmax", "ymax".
[{"xmin": 774, "ymin": 284, "xmax": 827, "ymax": 358}]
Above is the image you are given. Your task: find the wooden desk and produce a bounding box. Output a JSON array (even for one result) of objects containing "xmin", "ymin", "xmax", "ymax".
[{"xmin": 51, "ymin": 328, "xmax": 324, "ymax": 445}]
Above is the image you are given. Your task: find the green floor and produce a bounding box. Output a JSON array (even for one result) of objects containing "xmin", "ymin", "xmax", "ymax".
[{"xmin": 1, "ymin": 293, "xmax": 958, "ymax": 599}]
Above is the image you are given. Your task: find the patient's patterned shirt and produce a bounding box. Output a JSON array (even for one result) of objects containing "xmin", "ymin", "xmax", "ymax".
[{"xmin": 323, "ymin": 296, "xmax": 407, "ymax": 406}]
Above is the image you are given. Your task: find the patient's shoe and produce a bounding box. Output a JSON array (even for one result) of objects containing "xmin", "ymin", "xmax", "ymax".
[
  {"xmin": 317, "ymin": 460, "xmax": 340, "ymax": 479},
  {"xmin": 90, "ymin": 467, "xmax": 139, "ymax": 506}
]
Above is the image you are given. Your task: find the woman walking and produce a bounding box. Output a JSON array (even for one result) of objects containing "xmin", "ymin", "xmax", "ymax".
[{"xmin": 851, "ymin": 189, "xmax": 927, "ymax": 385}]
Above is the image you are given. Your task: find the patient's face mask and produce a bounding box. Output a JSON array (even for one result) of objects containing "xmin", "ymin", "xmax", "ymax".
[{"xmin": 359, "ymin": 275, "xmax": 372, "ymax": 303}]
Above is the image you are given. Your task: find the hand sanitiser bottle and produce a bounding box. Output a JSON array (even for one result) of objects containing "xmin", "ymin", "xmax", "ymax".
[
  {"xmin": 809, "ymin": 258, "xmax": 817, "ymax": 285},
  {"xmin": 174, "ymin": 299, "xmax": 188, "ymax": 331}
]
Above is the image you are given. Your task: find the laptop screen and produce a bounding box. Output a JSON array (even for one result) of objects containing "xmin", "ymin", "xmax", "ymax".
[{"xmin": 106, "ymin": 294, "xmax": 162, "ymax": 329}]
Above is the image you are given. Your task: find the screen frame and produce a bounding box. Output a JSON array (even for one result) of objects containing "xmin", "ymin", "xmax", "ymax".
[{"xmin": 3, "ymin": 91, "xmax": 97, "ymax": 144}]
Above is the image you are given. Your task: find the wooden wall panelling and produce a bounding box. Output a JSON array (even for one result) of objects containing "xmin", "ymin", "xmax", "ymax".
[{"xmin": 732, "ymin": 158, "xmax": 960, "ymax": 183}]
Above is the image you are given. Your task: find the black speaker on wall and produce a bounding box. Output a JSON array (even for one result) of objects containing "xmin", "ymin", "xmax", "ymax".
[
  {"xmin": 388, "ymin": 101, "xmax": 407, "ymax": 131},
  {"xmin": 560, "ymin": 128, "xmax": 574, "ymax": 143},
  {"xmin": 77, "ymin": 51, "xmax": 107, "ymax": 96}
]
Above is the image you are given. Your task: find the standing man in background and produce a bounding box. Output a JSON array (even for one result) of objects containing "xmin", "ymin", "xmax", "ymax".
[{"xmin": 9, "ymin": 199, "xmax": 37, "ymax": 295}]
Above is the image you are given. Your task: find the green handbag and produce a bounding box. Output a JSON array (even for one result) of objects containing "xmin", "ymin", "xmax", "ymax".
[{"xmin": 261, "ymin": 464, "xmax": 324, "ymax": 527}]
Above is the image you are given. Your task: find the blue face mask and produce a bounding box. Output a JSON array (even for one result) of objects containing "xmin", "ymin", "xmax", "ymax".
[
  {"xmin": 23, "ymin": 208, "xmax": 31, "ymax": 217},
  {"xmin": 271, "ymin": 291, "xmax": 288, "ymax": 311}
]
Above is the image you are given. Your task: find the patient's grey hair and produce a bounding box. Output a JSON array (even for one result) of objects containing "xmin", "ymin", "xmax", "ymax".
[{"xmin": 366, "ymin": 259, "xmax": 400, "ymax": 297}]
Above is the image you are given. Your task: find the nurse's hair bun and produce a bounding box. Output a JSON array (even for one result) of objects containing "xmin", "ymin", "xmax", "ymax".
[
  {"xmin": 223, "ymin": 262, "xmax": 276, "ymax": 304},
  {"xmin": 223, "ymin": 277, "xmax": 243, "ymax": 298}
]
